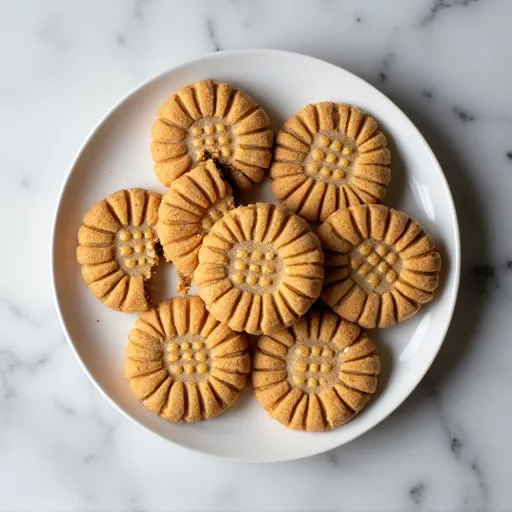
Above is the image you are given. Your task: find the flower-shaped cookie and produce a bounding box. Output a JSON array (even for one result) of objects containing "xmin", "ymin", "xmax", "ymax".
[
  {"xmin": 194, "ymin": 203, "xmax": 324, "ymax": 334},
  {"xmin": 77, "ymin": 188, "xmax": 162, "ymax": 312},
  {"xmin": 151, "ymin": 79, "xmax": 273, "ymax": 193},
  {"xmin": 156, "ymin": 160, "xmax": 235, "ymax": 294},
  {"xmin": 271, "ymin": 102, "xmax": 391, "ymax": 222},
  {"xmin": 318, "ymin": 204, "xmax": 441, "ymax": 328},
  {"xmin": 252, "ymin": 308, "xmax": 380, "ymax": 431},
  {"xmin": 125, "ymin": 296, "xmax": 251, "ymax": 422}
]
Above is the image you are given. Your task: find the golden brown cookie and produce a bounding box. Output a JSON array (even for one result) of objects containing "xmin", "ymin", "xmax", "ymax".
[
  {"xmin": 270, "ymin": 102, "xmax": 391, "ymax": 222},
  {"xmin": 252, "ymin": 308, "xmax": 380, "ymax": 431},
  {"xmin": 156, "ymin": 160, "xmax": 235, "ymax": 294},
  {"xmin": 194, "ymin": 203, "xmax": 324, "ymax": 335},
  {"xmin": 151, "ymin": 79, "xmax": 273, "ymax": 193},
  {"xmin": 77, "ymin": 189, "xmax": 162, "ymax": 312},
  {"xmin": 318, "ymin": 204, "xmax": 441, "ymax": 328},
  {"xmin": 125, "ymin": 296, "xmax": 251, "ymax": 422}
]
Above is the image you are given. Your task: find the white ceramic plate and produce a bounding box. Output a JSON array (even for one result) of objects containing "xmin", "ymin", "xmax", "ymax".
[{"xmin": 51, "ymin": 50, "xmax": 460, "ymax": 463}]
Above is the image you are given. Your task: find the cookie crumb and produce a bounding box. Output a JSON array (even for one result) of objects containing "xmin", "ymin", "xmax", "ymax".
[{"xmin": 177, "ymin": 272, "xmax": 193, "ymax": 295}]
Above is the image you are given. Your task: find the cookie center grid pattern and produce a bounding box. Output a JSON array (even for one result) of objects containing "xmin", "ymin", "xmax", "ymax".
[
  {"xmin": 287, "ymin": 341, "xmax": 340, "ymax": 392},
  {"xmin": 188, "ymin": 117, "xmax": 233, "ymax": 160},
  {"xmin": 228, "ymin": 243, "xmax": 284, "ymax": 295},
  {"xmin": 350, "ymin": 240, "xmax": 400, "ymax": 293},
  {"xmin": 201, "ymin": 195, "xmax": 234, "ymax": 232},
  {"xmin": 305, "ymin": 133, "xmax": 358, "ymax": 184},
  {"xmin": 115, "ymin": 226, "xmax": 158, "ymax": 276},
  {"xmin": 163, "ymin": 335, "xmax": 211, "ymax": 381}
]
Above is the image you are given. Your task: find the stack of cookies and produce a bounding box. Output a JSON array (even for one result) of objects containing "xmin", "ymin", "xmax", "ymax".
[{"xmin": 77, "ymin": 80, "xmax": 441, "ymax": 432}]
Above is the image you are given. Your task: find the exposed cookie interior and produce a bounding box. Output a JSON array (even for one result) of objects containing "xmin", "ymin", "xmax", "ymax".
[
  {"xmin": 187, "ymin": 119, "xmax": 233, "ymax": 161},
  {"xmin": 199, "ymin": 149, "xmax": 240, "ymax": 196},
  {"xmin": 185, "ymin": 117, "xmax": 239, "ymax": 193},
  {"xmin": 116, "ymin": 225, "xmax": 159, "ymax": 279},
  {"xmin": 176, "ymin": 271, "xmax": 194, "ymax": 295}
]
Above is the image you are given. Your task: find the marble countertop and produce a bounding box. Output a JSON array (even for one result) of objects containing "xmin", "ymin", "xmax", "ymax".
[{"xmin": 1, "ymin": 0, "xmax": 511, "ymax": 510}]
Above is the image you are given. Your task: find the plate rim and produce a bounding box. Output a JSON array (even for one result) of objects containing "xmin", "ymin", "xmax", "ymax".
[{"xmin": 50, "ymin": 48, "xmax": 461, "ymax": 463}]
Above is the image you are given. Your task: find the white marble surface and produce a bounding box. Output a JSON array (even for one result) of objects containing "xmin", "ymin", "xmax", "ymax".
[{"xmin": 1, "ymin": 0, "xmax": 511, "ymax": 510}]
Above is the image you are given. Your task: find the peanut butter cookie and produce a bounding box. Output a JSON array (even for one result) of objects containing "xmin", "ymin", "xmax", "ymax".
[
  {"xmin": 125, "ymin": 296, "xmax": 251, "ymax": 422},
  {"xmin": 77, "ymin": 189, "xmax": 162, "ymax": 312},
  {"xmin": 156, "ymin": 160, "xmax": 235, "ymax": 294},
  {"xmin": 271, "ymin": 102, "xmax": 391, "ymax": 222},
  {"xmin": 252, "ymin": 308, "xmax": 380, "ymax": 432},
  {"xmin": 151, "ymin": 79, "xmax": 273, "ymax": 193},
  {"xmin": 194, "ymin": 203, "xmax": 324, "ymax": 335},
  {"xmin": 318, "ymin": 204, "xmax": 441, "ymax": 328}
]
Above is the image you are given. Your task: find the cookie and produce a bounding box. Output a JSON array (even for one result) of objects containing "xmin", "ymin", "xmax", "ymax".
[
  {"xmin": 252, "ymin": 308, "xmax": 380, "ymax": 431},
  {"xmin": 125, "ymin": 296, "xmax": 251, "ymax": 422},
  {"xmin": 194, "ymin": 203, "xmax": 324, "ymax": 334},
  {"xmin": 77, "ymin": 189, "xmax": 162, "ymax": 312},
  {"xmin": 156, "ymin": 159, "xmax": 235, "ymax": 294},
  {"xmin": 318, "ymin": 204, "xmax": 441, "ymax": 328},
  {"xmin": 151, "ymin": 79, "xmax": 273, "ymax": 193},
  {"xmin": 270, "ymin": 102, "xmax": 391, "ymax": 222}
]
